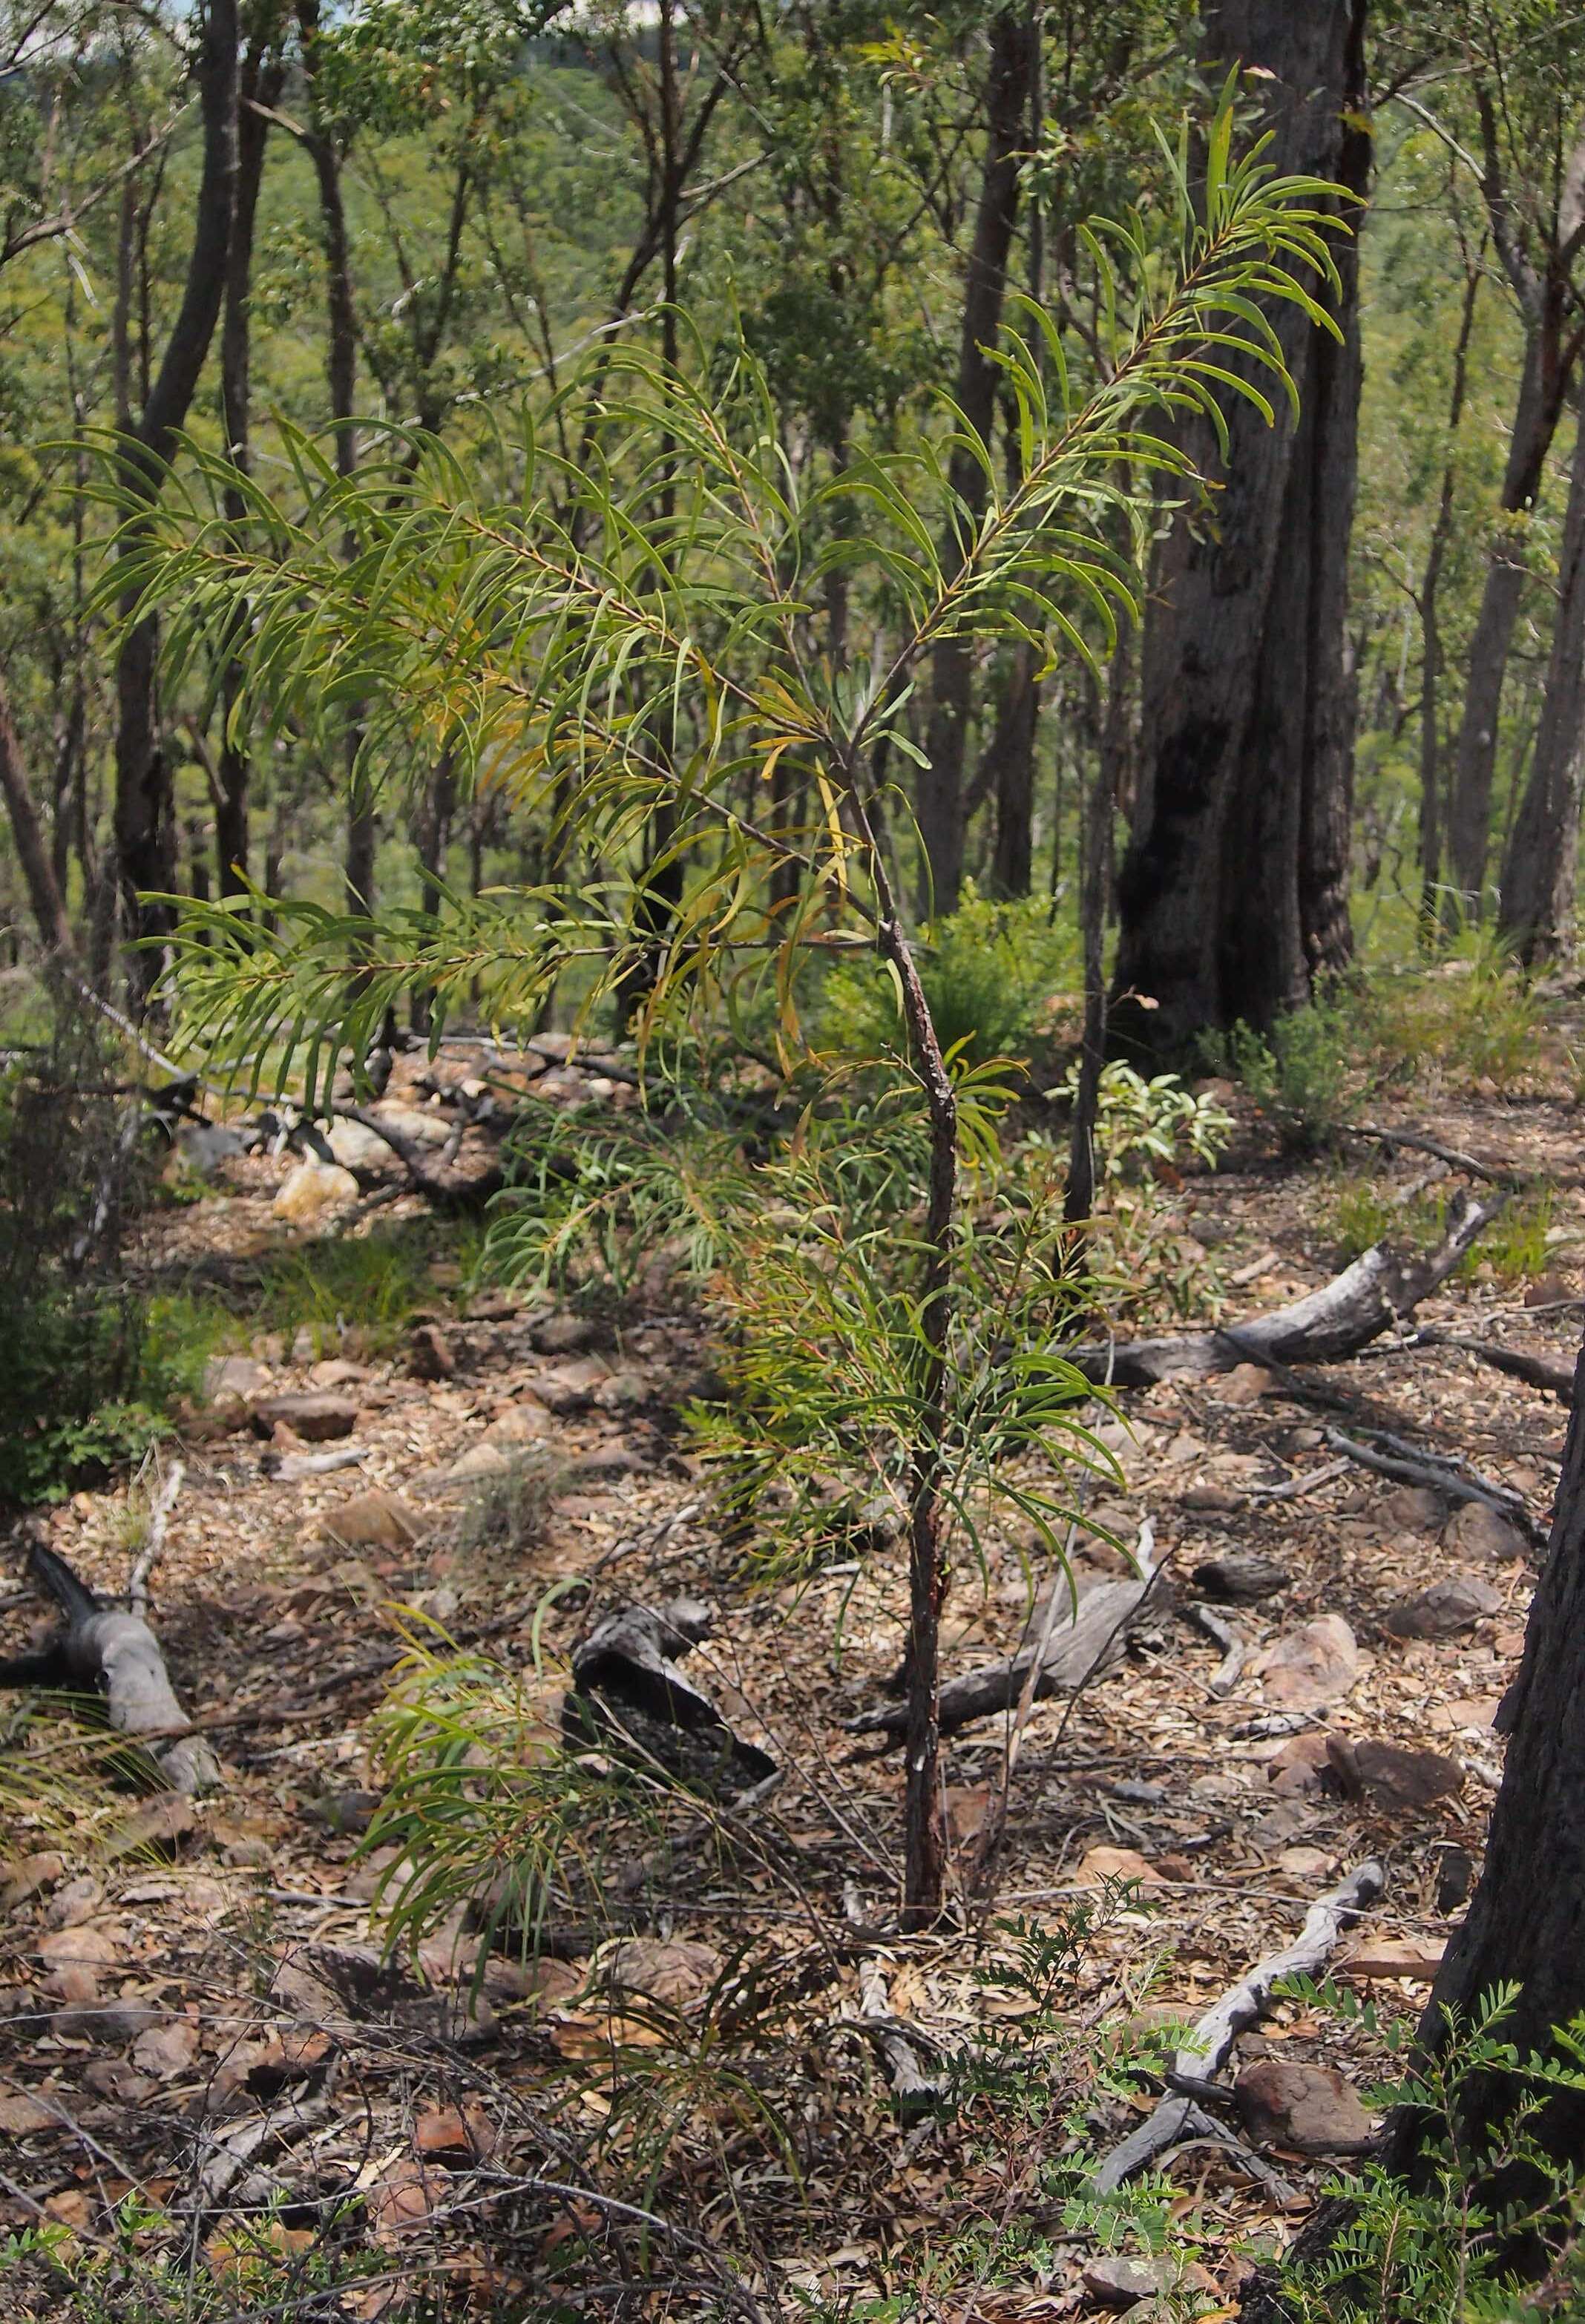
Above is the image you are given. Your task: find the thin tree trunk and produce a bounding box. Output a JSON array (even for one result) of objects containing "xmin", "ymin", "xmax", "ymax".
[
  {"xmin": 216, "ymin": 33, "xmax": 283, "ymax": 899},
  {"xmin": 112, "ymin": 0, "xmax": 240, "ymax": 1002},
  {"xmin": 1112, "ymin": 0, "xmax": 1366, "ymax": 1056},
  {"xmin": 0, "ymin": 672, "xmax": 75, "ymax": 960},
  {"xmin": 1419, "ymin": 255, "xmax": 1482, "ymax": 937},
  {"xmin": 916, "ymin": 7, "xmax": 1037, "ymax": 916},
  {"xmin": 1067, "ymin": 626, "xmax": 1131, "ymax": 1223},
  {"xmin": 1497, "ymin": 377, "xmax": 1585, "ymax": 960}
]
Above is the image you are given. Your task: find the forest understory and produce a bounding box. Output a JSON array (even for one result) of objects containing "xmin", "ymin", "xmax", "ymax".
[{"xmin": 2, "ymin": 991, "xmax": 1581, "ymax": 2323}]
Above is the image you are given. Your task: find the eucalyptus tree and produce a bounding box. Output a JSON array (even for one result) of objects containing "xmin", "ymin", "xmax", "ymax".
[
  {"xmin": 114, "ymin": 97, "xmax": 1342, "ymax": 1918},
  {"xmin": 1112, "ymin": 0, "xmax": 1368, "ymax": 1054}
]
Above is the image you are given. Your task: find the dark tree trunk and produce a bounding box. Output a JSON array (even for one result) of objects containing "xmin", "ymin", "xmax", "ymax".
[
  {"xmin": 1445, "ymin": 329, "xmax": 1574, "ymax": 916},
  {"xmin": 916, "ymin": 7, "xmax": 1037, "ymax": 916},
  {"xmin": 1066, "ymin": 626, "xmax": 1131, "ymax": 1224},
  {"xmin": 112, "ymin": 0, "xmax": 240, "ymax": 1002},
  {"xmin": 988, "ymin": 644, "xmax": 1040, "ymax": 899},
  {"xmin": 1387, "ymin": 1322, "xmax": 1585, "ymax": 2199},
  {"xmin": 1111, "ymin": 0, "xmax": 1368, "ymax": 1057},
  {"xmin": 0, "ymin": 672, "xmax": 76, "ymax": 960},
  {"xmin": 1420, "ymin": 255, "xmax": 1482, "ymax": 936},
  {"xmin": 216, "ymin": 32, "xmax": 283, "ymax": 899},
  {"xmin": 1497, "ymin": 379, "xmax": 1585, "ymax": 960}
]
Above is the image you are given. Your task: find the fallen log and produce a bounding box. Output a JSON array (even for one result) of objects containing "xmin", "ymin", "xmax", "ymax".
[
  {"xmin": 849, "ymin": 1569, "xmax": 1166, "ymax": 1743},
  {"xmin": 566, "ymin": 1598, "xmax": 776, "ymax": 1792},
  {"xmin": 1322, "ymin": 1425, "xmax": 1544, "ymax": 1547},
  {"xmin": 1, "ymin": 1537, "xmax": 220, "ymax": 1793},
  {"xmin": 1413, "ymin": 1329, "xmax": 1575, "ymax": 1404},
  {"xmin": 1090, "ymin": 1857, "xmax": 1385, "ymax": 2192},
  {"xmin": 1066, "ymin": 1190, "xmax": 1499, "ymax": 1388}
]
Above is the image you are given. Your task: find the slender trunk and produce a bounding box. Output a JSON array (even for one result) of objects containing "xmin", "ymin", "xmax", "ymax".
[
  {"xmin": 1419, "ymin": 263, "xmax": 1481, "ymax": 936},
  {"xmin": 216, "ymin": 36, "xmax": 283, "ymax": 898},
  {"xmin": 1446, "ymin": 310, "xmax": 1575, "ymax": 916},
  {"xmin": 916, "ymin": 7, "xmax": 1037, "ymax": 916},
  {"xmin": 0, "ymin": 672, "xmax": 76, "ymax": 960},
  {"xmin": 1067, "ymin": 627, "xmax": 1131, "ymax": 1223},
  {"xmin": 112, "ymin": 0, "xmax": 240, "ymax": 1002},
  {"xmin": 410, "ymin": 749, "xmax": 456, "ymax": 1032},
  {"xmin": 1112, "ymin": 0, "xmax": 1367, "ymax": 1056},
  {"xmin": 1497, "ymin": 378, "xmax": 1585, "ymax": 960}
]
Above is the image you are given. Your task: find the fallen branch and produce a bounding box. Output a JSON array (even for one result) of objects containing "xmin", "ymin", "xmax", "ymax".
[
  {"xmin": 1344, "ymin": 1123, "xmax": 1523, "ymax": 1186},
  {"xmin": 128, "ymin": 1460, "xmax": 183, "ymax": 1621},
  {"xmin": 1186, "ymin": 1602, "xmax": 1247, "ymax": 1699},
  {"xmin": 2, "ymin": 1537, "xmax": 220, "ymax": 1793},
  {"xmin": 1322, "ymin": 1426, "xmax": 1543, "ymax": 1546},
  {"xmin": 850, "ymin": 1565, "xmax": 1167, "ymax": 1743},
  {"xmin": 1090, "ymin": 1857, "xmax": 1385, "ymax": 2192},
  {"xmin": 259, "ymin": 1444, "xmax": 366, "ymax": 1482},
  {"xmin": 1065, "ymin": 1191, "xmax": 1499, "ymax": 1388},
  {"xmin": 856, "ymin": 1957, "xmax": 943, "ymax": 2124},
  {"xmin": 335, "ymin": 1103, "xmax": 505, "ymax": 1206},
  {"xmin": 1412, "ymin": 1330, "xmax": 1575, "ymax": 1404}
]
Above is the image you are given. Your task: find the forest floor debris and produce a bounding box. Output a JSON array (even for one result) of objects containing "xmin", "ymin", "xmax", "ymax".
[{"xmin": 2, "ymin": 1048, "xmax": 1583, "ymax": 2317}]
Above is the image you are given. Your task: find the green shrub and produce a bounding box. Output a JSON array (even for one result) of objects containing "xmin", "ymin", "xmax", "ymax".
[
  {"xmin": 1211, "ymin": 993, "xmax": 1356, "ymax": 1152},
  {"xmin": 818, "ymin": 884, "xmax": 1077, "ymax": 1071}
]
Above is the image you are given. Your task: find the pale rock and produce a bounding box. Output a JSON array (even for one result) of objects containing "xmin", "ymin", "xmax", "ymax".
[
  {"xmin": 369, "ymin": 1102, "xmax": 451, "ymax": 1149},
  {"xmin": 603, "ymin": 1937, "xmax": 723, "ymax": 2006},
  {"xmin": 533, "ymin": 1356, "xmax": 612, "ymax": 1414},
  {"xmin": 1257, "ymin": 1615, "xmax": 1358, "ymax": 1711},
  {"xmin": 1083, "ymin": 2255, "xmax": 1164, "ymax": 2309},
  {"xmin": 1445, "ymin": 1502, "xmax": 1528, "ymax": 1563},
  {"xmin": 309, "ymin": 1357, "xmax": 368, "ymax": 1390},
  {"xmin": 1220, "ymin": 1362, "xmax": 1274, "ymax": 1405},
  {"xmin": 203, "ymin": 1353, "xmax": 266, "ymax": 1405},
  {"xmin": 531, "ymin": 1312, "xmax": 599, "ymax": 1355},
  {"xmin": 1, "ymin": 1852, "xmax": 64, "ymax": 1910},
  {"xmin": 1074, "ymin": 1845, "xmax": 1162, "ymax": 1888},
  {"xmin": 325, "ymin": 1117, "xmax": 396, "ymax": 1174},
  {"xmin": 271, "ymin": 1160, "xmax": 360, "ymax": 1224},
  {"xmin": 1384, "ymin": 1575, "xmax": 1500, "ymax": 1640},
  {"xmin": 1235, "ymin": 2058, "xmax": 1372, "ymax": 2153},
  {"xmin": 320, "ymin": 1491, "xmax": 424, "ymax": 1551},
  {"xmin": 1338, "ymin": 1936, "xmax": 1445, "ymax": 1981},
  {"xmin": 43, "ymin": 1876, "xmax": 103, "ymax": 1931},
  {"xmin": 1379, "ymin": 1484, "xmax": 1446, "ymax": 1533}
]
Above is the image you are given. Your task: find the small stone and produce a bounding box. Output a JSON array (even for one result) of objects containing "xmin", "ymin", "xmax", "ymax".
[
  {"xmin": 410, "ymin": 1322, "xmax": 456, "ymax": 1381},
  {"xmin": 222, "ymin": 1837, "xmax": 274, "ymax": 1870},
  {"xmin": 81, "ymin": 2060, "xmax": 157, "ymax": 2104},
  {"xmin": 1082, "ymin": 2254, "xmax": 1164, "ymax": 2308},
  {"xmin": 1277, "ymin": 1845, "xmax": 1333, "ymax": 1880},
  {"xmin": 1074, "ymin": 1846, "xmax": 1162, "ymax": 1888},
  {"xmin": 290, "ymin": 1325, "xmax": 317, "ymax": 1365},
  {"xmin": 0, "ymin": 2090, "xmax": 57, "ymax": 2136},
  {"xmin": 480, "ymin": 1402, "xmax": 553, "ymax": 1448},
  {"xmin": 1192, "ymin": 1554, "xmax": 1290, "ymax": 1602},
  {"xmin": 105, "ymin": 1793, "xmax": 197, "ymax": 1860},
  {"xmin": 326, "ymin": 1118, "xmax": 396, "ymax": 1174},
  {"xmin": 1, "ymin": 1851, "xmax": 64, "ymax": 1910},
  {"xmin": 1445, "ymin": 1502, "xmax": 1528, "ymax": 1563},
  {"xmin": 1182, "ymin": 1484, "xmax": 1243, "ymax": 1514},
  {"xmin": 320, "ymin": 1491, "xmax": 423, "ymax": 1551},
  {"xmin": 1267, "ymin": 1732, "xmax": 1333, "ymax": 1796},
  {"xmin": 250, "ymin": 1393, "xmax": 360, "ymax": 1442},
  {"xmin": 1380, "ymin": 1484, "xmax": 1446, "ymax": 1533},
  {"xmin": 531, "ymin": 1312, "xmax": 597, "ymax": 1356},
  {"xmin": 1435, "ymin": 1845, "xmax": 1474, "ymax": 1914},
  {"xmin": 203, "ymin": 1354, "xmax": 266, "ymax": 1405},
  {"xmin": 309, "ymin": 1356, "xmax": 367, "ymax": 1389},
  {"xmin": 301, "ymin": 1790, "xmax": 382, "ymax": 1838},
  {"xmin": 1220, "ymin": 1362, "xmax": 1274, "ymax": 1405},
  {"xmin": 1326, "ymin": 1738, "xmax": 1464, "ymax": 1811},
  {"xmin": 1384, "ymin": 1575, "xmax": 1501, "ymax": 1639},
  {"xmin": 44, "ymin": 1876, "xmax": 103, "ymax": 1931},
  {"xmin": 532, "ymin": 1356, "xmax": 612, "ymax": 1414},
  {"xmin": 37, "ymin": 1923, "xmax": 121, "ymax": 1977},
  {"xmin": 131, "ymin": 2018, "xmax": 201, "ymax": 2079},
  {"xmin": 1236, "ymin": 2059, "xmax": 1372, "ymax": 2152},
  {"xmin": 1259, "ymin": 1615, "xmax": 1358, "ymax": 1710},
  {"xmin": 271, "ymin": 1160, "xmax": 359, "ymax": 1224},
  {"xmin": 1525, "ymin": 1272, "xmax": 1572, "ymax": 1308},
  {"xmin": 604, "ymin": 1937, "xmax": 723, "ymax": 2006}
]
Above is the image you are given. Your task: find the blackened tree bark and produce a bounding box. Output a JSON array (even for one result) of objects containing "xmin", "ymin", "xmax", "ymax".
[
  {"xmin": 1111, "ymin": 0, "xmax": 1368, "ymax": 1057},
  {"xmin": 1066, "ymin": 623, "xmax": 1132, "ymax": 1224},
  {"xmin": 916, "ymin": 7, "xmax": 1037, "ymax": 916},
  {"xmin": 217, "ymin": 19, "xmax": 285, "ymax": 899},
  {"xmin": 1497, "ymin": 376, "xmax": 1585, "ymax": 960},
  {"xmin": 295, "ymin": 0, "xmax": 371, "ymax": 918},
  {"xmin": 1385, "ymin": 1323, "xmax": 1585, "ymax": 2198},
  {"xmin": 1444, "ymin": 106, "xmax": 1585, "ymax": 918},
  {"xmin": 112, "ymin": 0, "xmax": 240, "ymax": 1001}
]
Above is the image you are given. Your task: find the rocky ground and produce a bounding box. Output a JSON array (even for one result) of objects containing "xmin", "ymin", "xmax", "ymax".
[{"xmin": 0, "ymin": 1040, "xmax": 1581, "ymax": 2319}]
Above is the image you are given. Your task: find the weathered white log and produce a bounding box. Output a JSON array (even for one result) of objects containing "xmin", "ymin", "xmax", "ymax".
[
  {"xmin": 1090, "ymin": 1857, "xmax": 1385, "ymax": 2192},
  {"xmin": 27, "ymin": 1538, "xmax": 220, "ymax": 1794}
]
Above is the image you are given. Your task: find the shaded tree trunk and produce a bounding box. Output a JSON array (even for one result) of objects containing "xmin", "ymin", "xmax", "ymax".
[
  {"xmin": 1419, "ymin": 252, "xmax": 1482, "ymax": 936},
  {"xmin": 1497, "ymin": 379, "xmax": 1585, "ymax": 960},
  {"xmin": 216, "ymin": 28, "xmax": 283, "ymax": 899},
  {"xmin": 1111, "ymin": 0, "xmax": 1367, "ymax": 1057},
  {"xmin": 112, "ymin": 0, "xmax": 240, "ymax": 1002},
  {"xmin": 1066, "ymin": 624, "xmax": 1132, "ymax": 1224},
  {"xmin": 1385, "ymin": 1323, "xmax": 1585, "ymax": 2208},
  {"xmin": 0, "ymin": 672, "xmax": 75, "ymax": 960},
  {"xmin": 916, "ymin": 7, "xmax": 1037, "ymax": 916}
]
